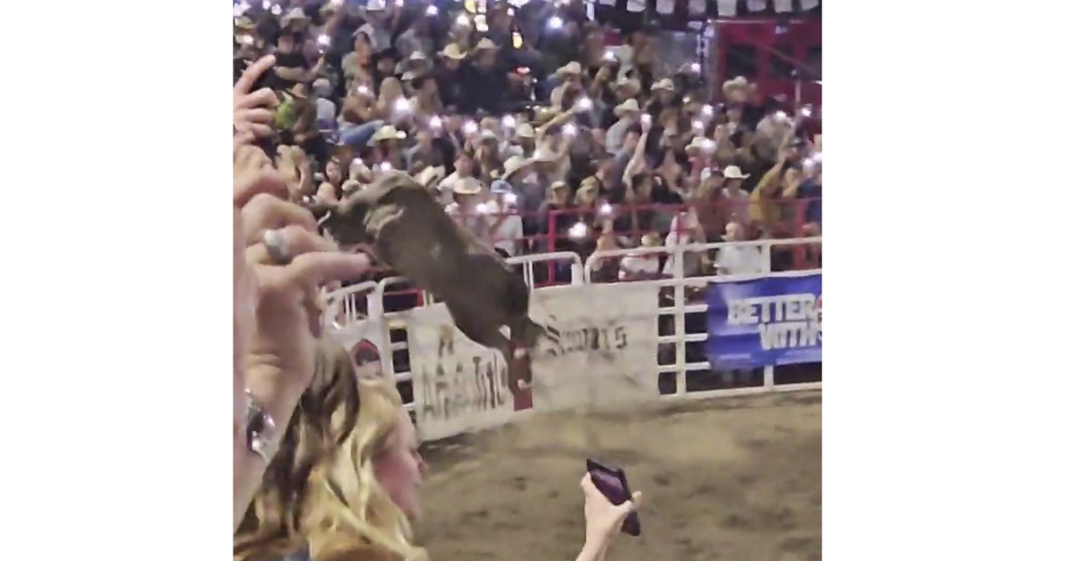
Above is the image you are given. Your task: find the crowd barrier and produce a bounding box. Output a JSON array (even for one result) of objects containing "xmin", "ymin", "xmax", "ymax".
[{"xmin": 325, "ymin": 238, "xmax": 821, "ymax": 442}]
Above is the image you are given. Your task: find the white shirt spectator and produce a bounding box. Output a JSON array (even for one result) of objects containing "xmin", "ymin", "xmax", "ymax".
[
  {"xmin": 714, "ymin": 244, "xmax": 763, "ymax": 276},
  {"xmin": 483, "ymin": 200, "xmax": 524, "ymax": 257},
  {"xmin": 619, "ymin": 254, "xmax": 661, "ymax": 280},
  {"xmin": 663, "ymin": 210, "xmax": 701, "ymax": 276},
  {"xmin": 316, "ymin": 97, "xmax": 336, "ymax": 125}
]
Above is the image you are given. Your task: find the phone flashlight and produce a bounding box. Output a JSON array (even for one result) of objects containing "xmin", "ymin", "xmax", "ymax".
[
  {"xmin": 775, "ymin": 110, "xmax": 788, "ymax": 121},
  {"xmin": 689, "ymin": 62, "xmax": 700, "ymax": 72},
  {"xmin": 270, "ymin": 4, "xmax": 282, "ymax": 14},
  {"xmin": 429, "ymin": 115, "xmax": 443, "ymax": 129},
  {"xmin": 426, "ymin": 5, "xmax": 438, "ymax": 15},
  {"xmin": 602, "ymin": 51, "xmax": 616, "ymax": 62},
  {"xmin": 547, "ymin": 16, "xmax": 563, "ymax": 29},
  {"xmin": 317, "ymin": 34, "xmax": 330, "ymax": 46},
  {"xmin": 394, "ymin": 98, "xmax": 411, "ymax": 113},
  {"xmin": 800, "ymin": 106, "xmax": 813, "ymax": 117},
  {"xmin": 576, "ymin": 97, "xmax": 592, "ymax": 111},
  {"xmin": 702, "ymin": 104, "xmax": 714, "ymax": 116},
  {"xmin": 641, "ymin": 114, "xmax": 652, "ymax": 126},
  {"xmin": 502, "ymin": 115, "xmax": 516, "ymax": 128},
  {"xmin": 378, "ymin": 162, "xmax": 393, "ymax": 172},
  {"xmin": 463, "ymin": 121, "xmax": 478, "ymax": 135},
  {"xmin": 456, "ymin": 14, "xmax": 471, "ymax": 26},
  {"xmin": 692, "ymin": 120, "xmax": 705, "ymax": 130},
  {"xmin": 475, "ymin": 203, "xmax": 490, "ymax": 214},
  {"xmin": 357, "ymin": 84, "xmax": 370, "ymax": 95},
  {"xmin": 394, "ymin": 0, "xmax": 404, "ymax": 6},
  {"xmin": 504, "ymin": 192, "xmax": 518, "ymax": 205},
  {"xmin": 261, "ymin": 0, "xmax": 271, "ymax": 9},
  {"xmin": 568, "ymin": 222, "xmax": 588, "ymax": 239},
  {"xmin": 599, "ymin": 202, "xmax": 613, "ymax": 215},
  {"xmin": 562, "ymin": 123, "xmax": 577, "ymax": 136},
  {"xmin": 239, "ymin": 34, "xmax": 255, "ymax": 45}
]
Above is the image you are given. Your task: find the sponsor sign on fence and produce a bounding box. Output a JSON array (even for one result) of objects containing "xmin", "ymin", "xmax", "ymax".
[
  {"xmin": 408, "ymin": 282, "xmax": 661, "ymax": 440},
  {"xmin": 705, "ymin": 273, "xmax": 822, "ymax": 369}
]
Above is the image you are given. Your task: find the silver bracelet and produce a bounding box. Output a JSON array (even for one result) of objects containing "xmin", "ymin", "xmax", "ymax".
[{"xmin": 244, "ymin": 389, "xmax": 278, "ymax": 463}]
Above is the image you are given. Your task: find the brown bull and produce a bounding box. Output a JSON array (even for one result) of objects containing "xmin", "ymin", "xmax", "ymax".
[{"xmin": 319, "ymin": 172, "xmax": 544, "ymax": 395}]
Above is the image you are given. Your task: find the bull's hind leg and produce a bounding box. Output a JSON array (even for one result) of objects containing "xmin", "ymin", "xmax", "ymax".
[{"xmin": 450, "ymin": 310, "xmax": 529, "ymax": 396}]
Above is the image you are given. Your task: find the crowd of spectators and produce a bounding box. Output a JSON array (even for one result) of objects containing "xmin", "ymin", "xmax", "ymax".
[{"xmin": 233, "ymin": 0, "xmax": 822, "ymax": 285}]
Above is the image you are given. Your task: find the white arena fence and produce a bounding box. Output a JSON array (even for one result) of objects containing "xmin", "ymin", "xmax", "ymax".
[{"xmin": 325, "ymin": 238, "xmax": 822, "ymax": 442}]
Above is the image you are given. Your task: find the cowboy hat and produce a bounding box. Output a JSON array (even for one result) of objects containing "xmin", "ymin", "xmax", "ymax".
[
  {"xmin": 480, "ymin": 129, "xmax": 499, "ymax": 143},
  {"xmin": 513, "ymin": 123, "xmax": 535, "ymax": 139},
  {"xmin": 685, "ymin": 136, "xmax": 716, "ymax": 154},
  {"xmin": 554, "ymin": 61, "xmax": 582, "ymax": 77},
  {"xmin": 414, "ymin": 166, "xmax": 445, "ymax": 187},
  {"xmin": 439, "ymin": 43, "xmax": 467, "ymax": 60},
  {"xmin": 651, "ymin": 78, "xmax": 675, "ymax": 92},
  {"xmin": 369, "ymin": 125, "xmax": 407, "ymax": 144},
  {"xmin": 453, "ymin": 177, "xmax": 483, "ymax": 195},
  {"xmin": 501, "ymin": 155, "xmax": 535, "ymax": 181},
  {"xmin": 722, "ymin": 76, "xmax": 749, "ymax": 94},
  {"xmin": 613, "ymin": 98, "xmax": 640, "ymax": 117},
  {"xmin": 364, "ymin": 0, "xmax": 387, "ymax": 12},
  {"xmin": 722, "ymin": 165, "xmax": 750, "ymax": 180},
  {"xmin": 472, "ymin": 38, "xmax": 499, "ymax": 52},
  {"xmin": 281, "ymin": 8, "xmax": 310, "ymax": 25},
  {"xmin": 234, "ymin": 16, "xmax": 256, "ymax": 30}
]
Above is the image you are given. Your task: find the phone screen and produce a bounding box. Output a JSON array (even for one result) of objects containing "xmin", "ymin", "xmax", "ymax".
[{"xmin": 586, "ymin": 459, "xmax": 642, "ymax": 537}]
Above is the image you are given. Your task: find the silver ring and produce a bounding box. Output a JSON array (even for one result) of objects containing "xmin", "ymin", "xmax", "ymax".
[{"xmin": 261, "ymin": 229, "xmax": 291, "ymax": 265}]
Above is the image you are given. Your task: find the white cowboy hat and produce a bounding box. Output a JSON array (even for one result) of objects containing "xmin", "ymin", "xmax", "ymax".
[
  {"xmin": 410, "ymin": 51, "xmax": 428, "ymax": 62},
  {"xmin": 554, "ymin": 61, "xmax": 582, "ymax": 77},
  {"xmin": 685, "ymin": 136, "xmax": 716, "ymax": 154},
  {"xmin": 400, "ymin": 71, "xmax": 417, "ymax": 81},
  {"xmin": 614, "ymin": 98, "xmax": 640, "ymax": 116},
  {"xmin": 453, "ymin": 177, "xmax": 483, "ymax": 195},
  {"xmin": 369, "ymin": 125, "xmax": 407, "ymax": 144},
  {"xmin": 364, "ymin": 0, "xmax": 387, "ymax": 12},
  {"xmin": 651, "ymin": 78, "xmax": 675, "ymax": 92},
  {"xmin": 722, "ymin": 76, "xmax": 749, "ymax": 93},
  {"xmin": 514, "ymin": 123, "xmax": 535, "ymax": 139},
  {"xmin": 439, "ymin": 43, "xmax": 467, "ymax": 60},
  {"xmin": 282, "ymin": 8, "xmax": 310, "ymax": 23},
  {"xmin": 414, "ymin": 166, "xmax": 445, "ymax": 187},
  {"xmin": 472, "ymin": 38, "xmax": 499, "ymax": 52},
  {"xmin": 480, "ymin": 129, "xmax": 499, "ymax": 142},
  {"xmin": 235, "ymin": 16, "xmax": 256, "ymax": 30},
  {"xmin": 501, "ymin": 155, "xmax": 534, "ymax": 181},
  {"xmin": 723, "ymin": 165, "xmax": 750, "ymax": 180}
]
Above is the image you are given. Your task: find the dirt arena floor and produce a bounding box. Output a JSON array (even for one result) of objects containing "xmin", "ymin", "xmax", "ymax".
[{"xmin": 414, "ymin": 391, "xmax": 821, "ymax": 561}]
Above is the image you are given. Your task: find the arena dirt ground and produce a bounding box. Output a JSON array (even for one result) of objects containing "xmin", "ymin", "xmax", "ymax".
[{"xmin": 414, "ymin": 390, "xmax": 822, "ymax": 561}]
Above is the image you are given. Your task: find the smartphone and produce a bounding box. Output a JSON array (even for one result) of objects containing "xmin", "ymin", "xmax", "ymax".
[{"xmin": 586, "ymin": 459, "xmax": 641, "ymax": 537}]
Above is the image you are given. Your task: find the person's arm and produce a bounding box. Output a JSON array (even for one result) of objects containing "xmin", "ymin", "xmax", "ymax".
[
  {"xmin": 536, "ymin": 110, "xmax": 574, "ymax": 144},
  {"xmin": 621, "ymin": 128, "xmax": 650, "ymax": 189}
]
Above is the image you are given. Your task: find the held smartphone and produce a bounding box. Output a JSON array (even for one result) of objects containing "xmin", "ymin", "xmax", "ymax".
[{"xmin": 586, "ymin": 459, "xmax": 641, "ymax": 537}]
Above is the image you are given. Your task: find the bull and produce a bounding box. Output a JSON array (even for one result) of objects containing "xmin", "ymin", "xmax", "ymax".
[{"xmin": 318, "ymin": 171, "xmax": 545, "ymax": 396}]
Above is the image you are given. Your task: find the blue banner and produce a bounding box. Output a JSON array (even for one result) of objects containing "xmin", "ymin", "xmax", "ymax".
[{"xmin": 705, "ymin": 274, "xmax": 822, "ymax": 369}]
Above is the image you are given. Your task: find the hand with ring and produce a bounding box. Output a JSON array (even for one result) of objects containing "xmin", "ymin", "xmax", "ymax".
[{"xmin": 234, "ymin": 142, "xmax": 371, "ymax": 417}]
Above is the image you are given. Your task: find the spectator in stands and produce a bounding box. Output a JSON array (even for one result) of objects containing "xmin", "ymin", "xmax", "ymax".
[
  {"xmin": 619, "ymin": 233, "xmax": 663, "ymax": 281},
  {"xmin": 714, "ymin": 221, "xmax": 763, "ymax": 276},
  {"xmin": 721, "ymin": 165, "xmax": 751, "ymax": 225}
]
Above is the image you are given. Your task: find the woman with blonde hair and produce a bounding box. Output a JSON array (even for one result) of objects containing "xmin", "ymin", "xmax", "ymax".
[
  {"xmin": 235, "ymin": 341, "xmax": 427, "ymax": 561},
  {"xmin": 237, "ymin": 341, "xmax": 642, "ymax": 561}
]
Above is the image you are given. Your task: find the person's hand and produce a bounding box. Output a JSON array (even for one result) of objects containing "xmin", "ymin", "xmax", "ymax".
[
  {"xmin": 237, "ymin": 149, "xmax": 372, "ymax": 406},
  {"xmin": 234, "ymin": 55, "xmax": 279, "ymax": 137},
  {"xmin": 581, "ymin": 473, "xmax": 642, "ymax": 547}
]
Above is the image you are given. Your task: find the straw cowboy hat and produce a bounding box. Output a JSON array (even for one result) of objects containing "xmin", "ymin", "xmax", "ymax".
[
  {"xmin": 722, "ymin": 76, "xmax": 749, "ymax": 96},
  {"xmin": 439, "ymin": 43, "xmax": 467, "ymax": 60},
  {"xmin": 472, "ymin": 38, "xmax": 499, "ymax": 52},
  {"xmin": 281, "ymin": 8, "xmax": 310, "ymax": 26},
  {"xmin": 651, "ymin": 78, "xmax": 675, "ymax": 92},
  {"xmin": 453, "ymin": 177, "xmax": 483, "ymax": 195},
  {"xmin": 414, "ymin": 166, "xmax": 445, "ymax": 188},
  {"xmin": 722, "ymin": 165, "xmax": 750, "ymax": 180},
  {"xmin": 554, "ymin": 61, "xmax": 582, "ymax": 78},
  {"xmin": 513, "ymin": 123, "xmax": 535, "ymax": 139},
  {"xmin": 501, "ymin": 155, "xmax": 534, "ymax": 181},
  {"xmin": 614, "ymin": 98, "xmax": 640, "ymax": 117},
  {"xmin": 685, "ymin": 136, "xmax": 716, "ymax": 154},
  {"xmin": 480, "ymin": 129, "xmax": 500, "ymax": 143},
  {"xmin": 369, "ymin": 125, "xmax": 407, "ymax": 145},
  {"xmin": 234, "ymin": 16, "xmax": 256, "ymax": 31}
]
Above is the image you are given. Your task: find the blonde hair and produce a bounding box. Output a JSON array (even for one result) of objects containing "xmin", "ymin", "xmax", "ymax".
[{"xmin": 234, "ymin": 342, "xmax": 426, "ymax": 561}]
